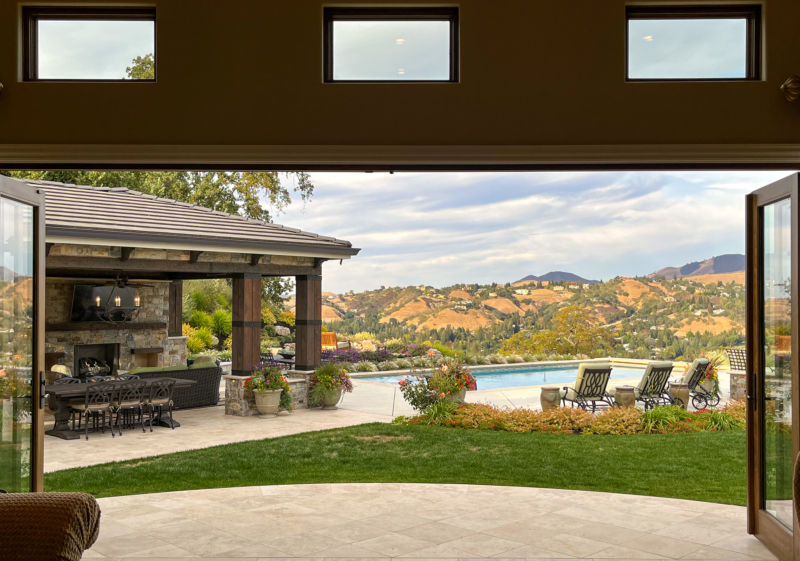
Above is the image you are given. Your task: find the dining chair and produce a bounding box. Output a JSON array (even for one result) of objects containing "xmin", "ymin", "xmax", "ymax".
[
  {"xmin": 146, "ymin": 379, "xmax": 176, "ymax": 432},
  {"xmin": 112, "ymin": 380, "xmax": 148, "ymax": 435},
  {"xmin": 68, "ymin": 383, "xmax": 116, "ymax": 440}
]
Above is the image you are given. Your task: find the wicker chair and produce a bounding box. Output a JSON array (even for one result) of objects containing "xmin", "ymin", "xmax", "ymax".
[
  {"xmin": 560, "ymin": 363, "xmax": 614, "ymax": 411},
  {"xmin": 0, "ymin": 492, "xmax": 100, "ymax": 561}
]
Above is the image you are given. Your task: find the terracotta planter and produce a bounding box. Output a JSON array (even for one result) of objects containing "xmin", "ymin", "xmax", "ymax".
[
  {"xmin": 321, "ymin": 387, "xmax": 343, "ymax": 410},
  {"xmin": 254, "ymin": 389, "xmax": 283, "ymax": 418},
  {"xmin": 701, "ymin": 379, "xmax": 717, "ymax": 395},
  {"xmin": 540, "ymin": 387, "xmax": 561, "ymax": 411},
  {"xmin": 669, "ymin": 383, "xmax": 690, "ymax": 409},
  {"xmin": 446, "ymin": 388, "xmax": 467, "ymax": 404}
]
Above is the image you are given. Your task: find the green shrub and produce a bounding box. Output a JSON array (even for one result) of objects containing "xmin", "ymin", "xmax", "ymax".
[
  {"xmin": 189, "ymin": 310, "xmax": 213, "ymax": 330},
  {"xmin": 193, "ymin": 327, "xmax": 214, "ymax": 348},
  {"xmin": 521, "ymin": 354, "xmax": 535, "ymax": 362},
  {"xmin": 186, "ymin": 336, "xmax": 206, "ymax": 354},
  {"xmin": 211, "ymin": 309, "xmax": 232, "ymax": 339},
  {"xmin": 698, "ymin": 409, "xmax": 744, "ymax": 431},
  {"xmin": 355, "ymin": 361, "xmax": 378, "ymax": 372},
  {"xmin": 378, "ymin": 361, "xmax": 399, "ymax": 371},
  {"xmin": 475, "ymin": 356, "xmax": 490, "ymax": 365},
  {"xmin": 464, "ymin": 355, "xmax": 478, "ymax": 366},
  {"xmin": 395, "ymin": 359, "xmax": 413, "ymax": 369},
  {"xmin": 587, "ymin": 407, "xmax": 642, "ymax": 435},
  {"xmin": 640, "ymin": 405, "xmax": 701, "ymax": 434},
  {"xmin": 506, "ymin": 354, "xmax": 523, "ymax": 364},
  {"xmin": 488, "ymin": 355, "xmax": 507, "ymax": 364},
  {"xmin": 433, "ymin": 343, "xmax": 457, "ymax": 358}
]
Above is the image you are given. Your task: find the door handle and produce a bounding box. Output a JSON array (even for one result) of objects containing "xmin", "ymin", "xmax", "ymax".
[{"xmin": 40, "ymin": 373, "xmax": 46, "ymax": 410}]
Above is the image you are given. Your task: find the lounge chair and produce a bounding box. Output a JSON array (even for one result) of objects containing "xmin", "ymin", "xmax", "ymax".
[
  {"xmin": 680, "ymin": 358, "xmax": 717, "ymax": 409},
  {"xmin": 610, "ymin": 361, "xmax": 674, "ymax": 410},
  {"xmin": 560, "ymin": 363, "xmax": 614, "ymax": 411}
]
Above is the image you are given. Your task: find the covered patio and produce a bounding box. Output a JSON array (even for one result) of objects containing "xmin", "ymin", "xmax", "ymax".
[{"xmin": 31, "ymin": 177, "xmax": 359, "ymax": 435}]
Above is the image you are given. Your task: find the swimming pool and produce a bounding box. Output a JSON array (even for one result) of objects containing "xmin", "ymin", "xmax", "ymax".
[{"xmin": 358, "ymin": 364, "xmax": 644, "ymax": 391}]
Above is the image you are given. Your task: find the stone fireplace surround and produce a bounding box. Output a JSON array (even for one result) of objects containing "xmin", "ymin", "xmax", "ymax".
[{"xmin": 45, "ymin": 280, "xmax": 188, "ymax": 375}]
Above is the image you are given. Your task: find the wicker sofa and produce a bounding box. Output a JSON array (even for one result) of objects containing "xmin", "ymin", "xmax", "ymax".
[{"xmin": 129, "ymin": 363, "xmax": 222, "ymax": 409}]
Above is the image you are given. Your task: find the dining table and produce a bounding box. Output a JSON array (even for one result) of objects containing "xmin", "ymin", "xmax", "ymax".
[{"xmin": 44, "ymin": 377, "xmax": 197, "ymax": 440}]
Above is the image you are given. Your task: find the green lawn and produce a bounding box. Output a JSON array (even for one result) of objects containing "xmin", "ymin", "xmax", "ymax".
[{"xmin": 45, "ymin": 423, "xmax": 747, "ymax": 505}]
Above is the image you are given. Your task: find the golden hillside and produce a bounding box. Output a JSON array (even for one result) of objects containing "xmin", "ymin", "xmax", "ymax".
[
  {"xmin": 483, "ymin": 297, "xmax": 523, "ymax": 315},
  {"xmin": 416, "ymin": 309, "xmax": 494, "ymax": 331}
]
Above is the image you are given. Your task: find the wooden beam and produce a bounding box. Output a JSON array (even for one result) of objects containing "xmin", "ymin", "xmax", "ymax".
[
  {"xmin": 295, "ymin": 274, "xmax": 322, "ymax": 371},
  {"xmin": 120, "ymin": 247, "xmax": 134, "ymax": 261},
  {"xmin": 46, "ymin": 255, "xmax": 320, "ymax": 277},
  {"xmin": 231, "ymin": 274, "xmax": 261, "ymax": 376},
  {"xmin": 45, "ymin": 242, "xmax": 54, "ymax": 256},
  {"xmin": 46, "ymin": 322, "xmax": 166, "ymax": 332},
  {"xmin": 189, "ymin": 250, "xmax": 204, "ymax": 264},
  {"xmin": 168, "ymin": 280, "xmax": 183, "ymax": 337}
]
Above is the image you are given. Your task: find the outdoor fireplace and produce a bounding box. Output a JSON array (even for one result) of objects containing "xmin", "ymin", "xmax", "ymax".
[{"xmin": 74, "ymin": 343, "xmax": 119, "ymax": 378}]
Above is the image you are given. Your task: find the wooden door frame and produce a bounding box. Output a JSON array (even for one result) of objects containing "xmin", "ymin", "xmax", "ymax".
[
  {"xmin": 0, "ymin": 175, "xmax": 46, "ymax": 492},
  {"xmin": 747, "ymin": 173, "xmax": 800, "ymax": 561}
]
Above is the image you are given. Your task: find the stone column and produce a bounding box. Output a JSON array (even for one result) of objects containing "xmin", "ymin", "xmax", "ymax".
[
  {"xmin": 295, "ymin": 274, "xmax": 322, "ymax": 371},
  {"xmin": 168, "ymin": 280, "xmax": 183, "ymax": 337},
  {"xmin": 232, "ymin": 273, "xmax": 262, "ymax": 376}
]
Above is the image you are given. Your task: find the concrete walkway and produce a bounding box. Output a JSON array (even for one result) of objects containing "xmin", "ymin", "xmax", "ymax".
[{"xmin": 84, "ymin": 483, "xmax": 774, "ymax": 560}]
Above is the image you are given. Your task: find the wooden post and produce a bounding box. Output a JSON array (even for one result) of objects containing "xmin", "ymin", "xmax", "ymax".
[
  {"xmin": 295, "ymin": 274, "xmax": 322, "ymax": 371},
  {"xmin": 232, "ymin": 273, "xmax": 262, "ymax": 376},
  {"xmin": 168, "ymin": 280, "xmax": 183, "ymax": 337}
]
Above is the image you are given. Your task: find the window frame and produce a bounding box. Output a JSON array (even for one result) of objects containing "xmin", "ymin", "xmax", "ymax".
[
  {"xmin": 625, "ymin": 5, "xmax": 762, "ymax": 83},
  {"xmin": 22, "ymin": 6, "xmax": 157, "ymax": 82},
  {"xmin": 323, "ymin": 7, "xmax": 459, "ymax": 84}
]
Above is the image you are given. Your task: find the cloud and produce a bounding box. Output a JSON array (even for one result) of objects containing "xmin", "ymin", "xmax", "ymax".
[{"xmin": 276, "ymin": 171, "xmax": 791, "ymax": 293}]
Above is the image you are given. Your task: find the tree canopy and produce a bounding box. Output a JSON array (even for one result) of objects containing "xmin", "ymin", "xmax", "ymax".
[{"xmin": 501, "ymin": 305, "xmax": 611, "ymax": 357}]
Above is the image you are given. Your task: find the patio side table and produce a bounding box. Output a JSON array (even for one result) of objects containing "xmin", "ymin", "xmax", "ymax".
[{"xmin": 614, "ymin": 385, "xmax": 636, "ymax": 408}]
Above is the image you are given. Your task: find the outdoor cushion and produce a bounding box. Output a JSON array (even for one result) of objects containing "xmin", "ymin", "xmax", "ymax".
[
  {"xmin": 561, "ymin": 363, "xmax": 612, "ymax": 401},
  {"xmin": 681, "ymin": 358, "xmax": 710, "ymax": 385},
  {"xmin": 188, "ymin": 362, "xmax": 216, "ymax": 369},
  {"xmin": 70, "ymin": 402, "xmax": 112, "ymax": 411},
  {"xmin": 129, "ymin": 366, "xmax": 165, "ymax": 375},
  {"xmin": 634, "ymin": 361, "xmax": 673, "ymax": 398},
  {"xmin": 161, "ymin": 365, "xmax": 187, "ymax": 372},
  {"xmin": 0, "ymin": 492, "xmax": 100, "ymax": 561},
  {"xmin": 193, "ymin": 355, "xmax": 217, "ymax": 364},
  {"xmin": 51, "ymin": 364, "xmax": 72, "ymax": 376}
]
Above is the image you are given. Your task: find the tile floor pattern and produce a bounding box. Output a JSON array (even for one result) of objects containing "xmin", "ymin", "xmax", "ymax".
[{"xmin": 85, "ymin": 483, "xmax": 773, "ymax": 561}]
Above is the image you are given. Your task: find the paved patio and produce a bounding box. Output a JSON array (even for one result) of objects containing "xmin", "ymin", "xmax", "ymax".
[
  {"xmin": 84, "ymin": 483, "xmax": 774, "ymax": 560},
  {"xmin": 44, "ymin": 406, "xmax": 392, "ymax": 472}
]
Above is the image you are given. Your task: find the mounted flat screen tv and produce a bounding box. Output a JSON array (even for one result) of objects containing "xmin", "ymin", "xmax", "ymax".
[{"xmin": 70, "ymin": 285, "xmax": 139, "ymax": 322}]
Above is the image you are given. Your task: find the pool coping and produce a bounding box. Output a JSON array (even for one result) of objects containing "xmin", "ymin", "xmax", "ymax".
[{"xmin": 348, "ymin": 357, "xmax": 637, "ymax": 379}]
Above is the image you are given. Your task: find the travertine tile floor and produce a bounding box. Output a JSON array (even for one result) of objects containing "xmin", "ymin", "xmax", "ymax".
[
  {"xmin": 44, "ymin": 406, "xmax": 392, "ymax": 472},
  {"xmin": 84, "ymin": 483, "xmax": 774, "ymax": 561}
]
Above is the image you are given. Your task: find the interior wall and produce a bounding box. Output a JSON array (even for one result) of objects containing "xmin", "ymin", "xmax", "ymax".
[{"xmin": 0, "ymin": 0, "xmax": 798, "ymax": 164}]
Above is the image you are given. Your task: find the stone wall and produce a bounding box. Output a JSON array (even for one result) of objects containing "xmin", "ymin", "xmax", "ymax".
[
  {"xmin": 45, "ymin": 279, "xmax": 186, "ymax": 373},
  {"xmin": 729, "ymin": 372, "xmax": 746, "ymax": 401}
]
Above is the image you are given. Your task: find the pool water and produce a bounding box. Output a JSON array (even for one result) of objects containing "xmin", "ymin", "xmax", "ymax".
[{"xmin": 359, "ymin": 365, "xmax": 644, "ymax": 391}]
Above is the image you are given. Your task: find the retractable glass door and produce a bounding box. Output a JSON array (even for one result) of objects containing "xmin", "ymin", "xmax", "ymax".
[
  {"xmin": 0, "ymin": 176, "xmax": 45, "ymax": 493},
  {"xmin": 747, "ymin": 174, "xmax": 799, "ymax": 561}
]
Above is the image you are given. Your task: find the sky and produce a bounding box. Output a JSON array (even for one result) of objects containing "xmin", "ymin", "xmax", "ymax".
[
  {"xmin": 37, "ymin": 15, "xmax": 747, "ymax": 81},
  {"xmin": 276, "ymin": 171, "xmax": 792, "ymax": 294}
]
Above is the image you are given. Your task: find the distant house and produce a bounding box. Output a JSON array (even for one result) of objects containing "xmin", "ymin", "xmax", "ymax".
[
  {"xmin": 721, "ymin": 292, "xmax": 730, "ymax": 297},
  {"xmin": 553, "ymin": 286, "xmax": 565, "ymax": 292},
  {"xmin": 567, "ymin": 285, "xmax": 578, "ymax": 290},
  {"xmin": 713, "ymin": 309, "xmax": 726, "ymax": 315},
  {"xmin": 514, "ymin": 289, "xmax": 529, "ymax": 295},
  {"xmin": 489, "ymin": 292, "xmax": 497, "ymax": 297},
  {"xmin": 664, "ymin": 296, "xmax": 676, "ymax": 303}
]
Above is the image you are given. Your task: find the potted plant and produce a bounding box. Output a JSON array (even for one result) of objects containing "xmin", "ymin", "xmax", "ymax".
[
  {"xmin": 428, "ymin": 357, "xmax": 476, "ymax": 404},
  {"xmin": 244, "ymin": 365, "xmax": 293, "ymax": 418},
  {"xmin": 309, "ymin": 363, "xmax": 354, "ymax": 410}
]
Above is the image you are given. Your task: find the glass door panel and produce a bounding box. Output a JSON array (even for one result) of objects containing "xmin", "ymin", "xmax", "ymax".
[
  {"xmin": 0, "ymin": 197, "xmax": 35, "ymax": 493},
  {"xmin": 762, "ymin": 198, "xmax": 793, "ymax": 528}
]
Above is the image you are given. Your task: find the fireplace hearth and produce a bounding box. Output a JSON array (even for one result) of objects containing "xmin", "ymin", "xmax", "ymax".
[{"xmin": 74, "ymin": 343, "xmax": 119, "ymax": 378}]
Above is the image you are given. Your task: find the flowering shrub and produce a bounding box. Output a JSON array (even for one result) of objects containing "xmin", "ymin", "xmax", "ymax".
[
  {"xmin": 0, "ymin": 367, "xmax": 30, "ymax": 399},
  {"xmin": 309, "ymin": 362, "xmax": 354, "ymax": 406},
  {"xmin": 398, "ymin": 358, "xmax": 476, "ymax": 412},
  {"xmin": 245, "ymin": 364, "xmax": 293, "ymax": 411},
  {"xmin": 322, "ymin": 348, "xmax": 393, "ymax": 364},
  {"xmin": 394, "ymin": 400, "xmax": 748, "ymax": 436}
]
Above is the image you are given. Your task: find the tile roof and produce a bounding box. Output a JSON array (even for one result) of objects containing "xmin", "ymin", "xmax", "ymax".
[{"xmin": 25, "ymin": 179, "xmax": 358, "ymax": 258}]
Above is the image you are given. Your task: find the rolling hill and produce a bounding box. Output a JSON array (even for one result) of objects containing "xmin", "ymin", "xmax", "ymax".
[
  {"xmin": 515, "ymin": 271, "xmax": 599, "ymax": 284},
  {"xmin": 649, "ymin": 254, "xmax": 744, "ymax": 280}
]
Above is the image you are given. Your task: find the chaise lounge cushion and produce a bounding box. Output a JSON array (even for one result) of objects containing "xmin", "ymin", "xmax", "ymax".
[
  {"xmin": 0, "ymin": 492, "xmax": 100, "ymax": 561},
  {"xmin": 560, "ymin": 363, "xmax": 612, "ymax": 401},
  {"xmin": 681, "ymin": 358, "xmax": 710, "ymax": 385}
]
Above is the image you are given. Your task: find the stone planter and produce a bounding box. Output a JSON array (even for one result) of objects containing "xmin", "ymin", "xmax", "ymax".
[
  {"xmin": 613, "ymin": 386, "xmax": 636, "ymax": 408},
  {"xmin": 701, "ymin": 378, "xmax": 717, "ymax": 395},
  {"xmin": 669, "ymin": 383, "xmax": 690, "ymax": 409},
  {"xmin": 540, "ymin": 387, "xmax": 561, "ymax": 410},
  {"xmin": 446, "ymin": 387, "xmax": 468, "ymax": 404},
  {"xmin": 321, "ymin": 387, "xmax": 343, "ymax": 410},
  {"xmin": 254, "ymin": 389, "xmax": 283, "ymax": 418},
  {"xmin": 729, "ymin": 372, "xmax": 746, "ymax": 401}
]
